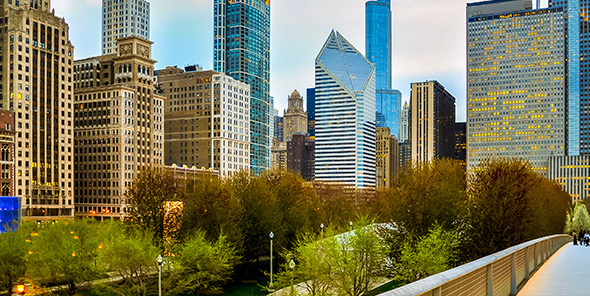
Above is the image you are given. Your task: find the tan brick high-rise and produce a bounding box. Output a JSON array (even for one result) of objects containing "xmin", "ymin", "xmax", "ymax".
[
  {"xmin": 73, "ymin": 37, "xmax": 164, "ymax": 220},
  {"xmin": 283, "ymin": 90, "xmax": 307, "ymax": 142},
  {"xmin": 0, "ymin": 0, "xmax": 75, "ymax": 220}
]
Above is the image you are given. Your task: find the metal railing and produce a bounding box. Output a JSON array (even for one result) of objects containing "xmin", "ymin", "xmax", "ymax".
[{"xmin": 378, "ymin": 234, "xmax": 571, "ymax": 296}]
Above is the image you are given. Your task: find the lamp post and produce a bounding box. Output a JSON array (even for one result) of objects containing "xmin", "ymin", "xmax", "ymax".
[
  {"xmin": 289, "ymin": 259, "xmax": 296, "ymax": 295},
  {"xmin": 269, "ymin": 232, "xmax": 274, "ymax": 289},
  {"xmin": 320, "ymin": 223, "xmax": 324, "ymax": 235},
  {"xmin": 157, "ymin": 254, "xmax": 163, "ymax": 296},
  {"xmin": 16, "ymin": 284, "xmax": 25, "ymax": 295}
]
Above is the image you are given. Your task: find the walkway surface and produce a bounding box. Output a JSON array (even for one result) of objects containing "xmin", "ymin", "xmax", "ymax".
[{"xmin": 518, "ymin": 243, "xmax": 590, "ymax": 296}]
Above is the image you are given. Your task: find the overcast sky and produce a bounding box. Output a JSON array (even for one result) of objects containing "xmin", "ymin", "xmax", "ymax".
[{"xmin": 51, "ymin": 0, "xmax": 550, "ymax": 122}]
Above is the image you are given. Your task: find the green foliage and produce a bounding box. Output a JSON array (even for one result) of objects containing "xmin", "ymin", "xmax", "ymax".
[
  {"xmin": 375, "ymin": 159, "xmax": 466, "ymax": 239},
  {"xmin": 125, "ymin": 166, "xmax": 177, "ymax": 249},
  {"xmin": 167, "ymin": 231, "xmax": 238, "ymax": 294},
  {"xmin": 566, "ymin": 203, "xmax": 590, "ymax": 234},
  {"xmin": 97, "ymin": 222, "xmax": 160, "ymax": 296},
  {"xmin": 26, "ymin": 220, "xmax": 102, "ymax": 295},
  {"xmin": 277, "ymin": 218, "xmax": 388, "ymax": 296},
  {"xmin": 0, "ymin": 228, "xmax": 27, "ymax": 293},
  {"xmin": 395, "ymin": 225, "xmax": 459, "ymax": 283}
]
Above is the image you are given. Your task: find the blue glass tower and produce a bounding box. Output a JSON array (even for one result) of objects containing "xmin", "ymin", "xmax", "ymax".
[
  {"xmin": 366, "ymin": 0, "xmax": 402, "ymax": 138},
  {"xmin": 214, "ymin": 0, "xmax": 271, "ymax": 174},
  {"xmin": 314, "ymin": 30, "xmax": 376, "ymax": 188},
  {"xmin": 0, "ymin": 196, "xmax": 20, "ymax": 233}
]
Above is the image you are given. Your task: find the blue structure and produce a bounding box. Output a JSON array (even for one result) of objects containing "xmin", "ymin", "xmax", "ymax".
[
  {"xmin": 0, "ymin": 197, "xmax": 20, "ymax": 233},
  {"xmin": 314, "ymin": 30, "xmax": 376, "ymax": 188},
  {"xmin": 307, "ymin": 88, "xmax": 316, "ymax": 137},
  {"xmin": 366, "ymin": 0, "xmax": 402, "ymax": 138},
  {"xmin": 214, "ymin": 0, "xmax": 271, "ymax": 174}
]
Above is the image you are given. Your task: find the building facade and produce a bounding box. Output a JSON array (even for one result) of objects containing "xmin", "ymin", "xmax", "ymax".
[
  {"xmin": 455, "ymin": 122, "xmax": 467, "ymax": 166},
  {"xmin": 271, "ymin": 138, "xmax": 286, "ymax": 170},
  {"xmin": 214, "ymin": 0, "xmax": 271, "ymax": 174},
  {"xmin": 547, "ymin": 156, "xmax": 590, "ymax": 202},
  {"xmin": 102, "ymin": 0, "xmax": 150, "ymax": 55},
  {"xmin": 0, "ymin": 0, "xmax": 75, "ymax": 220},
  {"xmin": 273, "ymin": 112, "xmax": 283, "ymax": 143},
  {"xmin": 314, "ymin": 30, "xmax": 376, "ymax": 188},
  {"xmin": 283, "ymin": 90, "xmax": 307, "ymax": 142},
  {"xmin": 307, "ymin": 88, "xmax": 315, "ymax": 138},
  {"xmin": 376, "ymin": 127, "xmax": 398, "ymax": 188},
  {"xmin": 0, "ymin": 111, "xmax": 14, "ymax": 197},
  {"xmin": 73, "ymin": 37, "xmax": 164, "ymax": 219},
  {"xmin": 410, "ymin": 81, "xmax": 456, "ymax": 163},
  {"xmin": 156, "ymin": 66, "xmax": 251, "ymax": 177},
  {"xmin": 286, "ymin": 133, "xmax": 314, "ymax": 181},
  {"xmin": 400, "ymin": 102, "xmax": 409, "ymax": 142},
  {"xmin": 467, "ymin": 1, "xmax": 566, "ymax": 173}
]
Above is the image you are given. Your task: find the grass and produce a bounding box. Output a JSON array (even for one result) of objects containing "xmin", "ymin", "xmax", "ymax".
[
  {"xmin": 222, "ymin": 281, "xmax": 268, "ymax": 296},
  {"xmin": 364, "ymin": 279, "xmax": 404, "ymax": 296}
]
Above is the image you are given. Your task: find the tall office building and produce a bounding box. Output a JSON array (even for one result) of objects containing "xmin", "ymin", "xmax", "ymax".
[
  {"xmin": 467, "ymin": 0, "xmax": 566, "ymax": 173},
  {"xmin": 307, "ymin": 88, "xmax": 316, "ymax": 138},
  {"xmin": 399, "ymin": 102, "xmax": 409, "ymax": 142},
  {"xmin": 214, "ymin": 0, "xmax": 271, "ymax": 174},
  {"xmin": 102, "ymin": 0, "xmax": 150, "ymax": 55},
  {"xmin": 74, "ymin": 37, "xmax": 164, "ymax": 219},
  {"xmin": 283, "ymin": 90, "xmax": 307, "ymax": 142},
  {"xmin": 410, "ymin": 81, "xmax": 456, "ymax": 163},
  {"xmin": 286, "ymin": 133, "xmax": 315, "ymax": 181},
  {"xmin": 455, "ymin": 122, "xmax": 467, "ymax": 166},
  {"xmin": 156, "ymin": 66, "xmax": 251, "ymax": 177},
  {"xmin": 273, "ymin": 112, "xmax": 284, "ymax": 143},
  {"xmin": 376, "ymin": 127, "xmax": 398, "ymax": 189},
  {"xmin": 366, "ymin": 0, "xmax": 402, "ymax": 138},
  {"xmin": 0, "ymin": 111, "xmax": 15, "ymax": 197},
  {"xmin": 314, "ymin": 30, "xmax": 376, "ymax": 188},
  {"xmin": 0, "ymin": 1, "xmax": 75, "ymax": 220}
]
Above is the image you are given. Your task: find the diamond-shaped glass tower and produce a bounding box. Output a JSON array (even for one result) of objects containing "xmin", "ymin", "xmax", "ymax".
[{"xmin": 314, "ymin": 30, "xmax": 376, "ymax": 188}]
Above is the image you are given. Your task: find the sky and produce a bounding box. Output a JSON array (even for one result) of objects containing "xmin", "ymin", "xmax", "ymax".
[{"xmin": 51, "ymin": 0, "xmax": 550, "ymax": 122}]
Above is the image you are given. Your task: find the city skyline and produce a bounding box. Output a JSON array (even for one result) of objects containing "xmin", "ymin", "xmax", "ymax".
[{"xmin": 49, "ymin": 0, "xmax": 542, "ymax": 123}]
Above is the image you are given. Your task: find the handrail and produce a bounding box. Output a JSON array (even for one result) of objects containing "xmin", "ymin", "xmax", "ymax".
[{"xmin": 378, "ymin": 234, "xmax": 571, "ymax": 296}]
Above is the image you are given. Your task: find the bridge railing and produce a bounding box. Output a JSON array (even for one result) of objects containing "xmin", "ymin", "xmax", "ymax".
[{"xmin": 378, "ymin": 234, "xmax": 570, "ymax": 296}]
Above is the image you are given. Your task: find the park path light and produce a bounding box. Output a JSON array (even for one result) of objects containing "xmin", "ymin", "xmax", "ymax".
[
  {"xmin": 269, "ymin": 232, "xmax": 274, "ymax": 289},
  {"xmin": 16, "ymin": 284, "xmax": 25, "ymax": 295},
  {"xmin": 289, "ymin": 259, "xmax": 296, "ymax": 294},
  {"xmin": 157, "ymin": 254, "xmax": 163, "ymax": 296}
]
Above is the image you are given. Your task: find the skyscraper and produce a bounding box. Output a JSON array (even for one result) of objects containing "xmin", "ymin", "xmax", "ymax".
[
  {"xmin": 307, "ymin": 88, "xmax": 316, "ymax": 138},
  {"xmin": 314, "ymin": 30, "xmax": 376, "ymax": 188},
  {"xmin": 466, "ymin": 0, "xmax": 566, "ymax": 173},
  {"xmin": 366, "ymin": 0, "xmax": 402, "ymax": 138},
  {"xmin": 102, "ymin": 0, "xmax": 150, "ymax": 55},
  {"xmin": 74, "ymin": 37, "xmax": 164, "ymax": 219},
  {"xmin": 410, "ymin": 81, "xmax": 456, "ymax": 163},
  {"xmin": 400, "ymin": 102, "xmax": 409, "ymax": 142},
  {"xmin": 283, "ymin": 90, "xmax": 307, "ymax": 142},
  {"xmin": 214, "ymin": 0, "xmax": 271, "ymax": 174},
  {"xmin": 1, "ymin": 0, "xmax": 75, "ymax": 220},
  {"xmin": 376, "ymin": 127, "xmax": 398, "ymax": 189}
]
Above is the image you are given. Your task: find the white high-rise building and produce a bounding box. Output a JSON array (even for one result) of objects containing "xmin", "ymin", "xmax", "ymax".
[
  {"xmin": 314, "ymin": 30, "xmax": 376, "ymax": 188},
  {"xmin": 400, "ymin": 102, "xmax": 409, "ymax": 142},
  {"xmin": 102, "ymin": 0, "xmax": 150, "ymax": 55}
]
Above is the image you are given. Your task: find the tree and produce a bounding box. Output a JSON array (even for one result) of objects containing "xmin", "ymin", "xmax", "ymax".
[
  {"xmin": 0, "ymin": 228, "xmax": 27, "ymax": 293},
  {"xmin": 166, "ymin": 231, "xmax": 238, "ymax": 294},
  {"xmin": 568, "ymin": 203, "xmax": 590, "ymax": 234},
  {"xmin": 125, "ymin": 166, "xmax": 177, "ymax": 249},
  {"xmin": 395, "ymin": 224, "xmax": 459, "ymax": 283},
  {"xmin": 98, "ymin": 222, "xmax": 160, "ymax": 296},
  {"xmin": 375, "ymin": 159, "xmax": 467, "ymax": 239},
  {"xmin": 27, "ymin": 220, "xmax": 102, "ymax": 295}
]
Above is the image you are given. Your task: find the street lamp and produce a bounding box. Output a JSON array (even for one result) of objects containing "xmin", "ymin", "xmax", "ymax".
[
  {"xmin": 157, "ymin": 254, "xmax": 163, "ymax": 296},
  {"xmin": 15, "ymin": 284, "xmax": 25, "ymax": 295},
  {"xmin": 289, "ymin": 259, "xmax": 296, "ymax": 295},
  {"xmin": 269, "ymin": 232, "xmax": 274, "ymax": 289},
  {"xmin": 320, "ymin": 223, "xmax": 324, "ymax": 236}
]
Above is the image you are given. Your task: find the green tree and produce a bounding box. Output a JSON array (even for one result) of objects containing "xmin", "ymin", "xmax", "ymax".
[
  {"xmin": 166, "ymin": 231, "xmax": 238, "ymax": 294},
  {"xmin": 395, "ymin": 224, "xmax": 459, "ymax": 283},
  {"xmin": 0, "ymin": 228, "xmax": 27, "ymax": 293},
  {"xmin": 27, "ymin": 220, "xmax": 102, "ymax": 295},
  {"xmin": 98, "ymin": 222, "xmax": 160, "ymax": 296},
  {"xmin": 125, "ymin": 166, "xmax": 177, "ymax": 249},
  {"xmin": 569, "ymin": 203, "xmax": 590, "ymax": 234}
]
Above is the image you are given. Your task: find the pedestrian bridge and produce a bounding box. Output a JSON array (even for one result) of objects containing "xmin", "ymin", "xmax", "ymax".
[{"xmin": 378, "ymin": 234, "xmax": 572, "ymax": 296}]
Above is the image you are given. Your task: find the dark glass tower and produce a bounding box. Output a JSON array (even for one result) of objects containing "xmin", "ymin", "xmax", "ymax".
[
  {"xmin": 214, "ymin": 0, "xmax": 271, "ymax": 174},
  {"xmin": 366, "ymin": 0, "xmax": 402, "ymax": 138},
  {"xmin": 307, "ymin": 88, "xmax": 316, "ymax": 137}
]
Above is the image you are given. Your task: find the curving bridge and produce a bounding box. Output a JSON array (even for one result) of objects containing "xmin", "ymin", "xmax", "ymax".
[{"xmin": 378, "ymin": 234, "xmax": 571, "ymax": 296}]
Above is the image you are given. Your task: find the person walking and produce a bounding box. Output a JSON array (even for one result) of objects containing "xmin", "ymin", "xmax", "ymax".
[
  {"xmin": 584, "ymin": 232, "xmax": 589, "ymax": 247},
  {"xmin": 573, "ymin": 231, "xmax": 578, "ymax": 245}
]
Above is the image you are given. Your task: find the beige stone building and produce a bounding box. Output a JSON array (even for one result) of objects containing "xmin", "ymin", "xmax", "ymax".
[
  {"xmin": 156, "ymin": 66, "xmax": 250, "ymax": 177},
  {"xmin": 73, "ymin": 36, "xmax": 164, "ymax": 220},
  {"xmin": 283, "ymin": 90, "xmax": 307, "ymax": 142},
  {"xmin": 376, "ymin": 127, "xmax": 399, "ymax": 189},
  {"xmin": 271, "ymin": 137, "xmax": 286, "ymax": 170},
  {"xmin": 0, "ymin": 0, "xmax": 75, "ymax": 220}
]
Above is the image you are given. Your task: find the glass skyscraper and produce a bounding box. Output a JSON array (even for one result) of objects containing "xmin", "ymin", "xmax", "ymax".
[
  {"xmin": 307, "ymin": 88, "xmax": 316, "ymax": 138},
  {"xmin": 366, "ymin": 0, "xmax": 402, "ymax": 138},
  {"xmin": 214, "ymin": 0, "xmax": 271, "ymax": 174},
  {"xmin": 466, "ymin": 1, "xmax": 566, "ymax": 173},
  {"xmin": 314, "ymin": 31, "xmax": 376, "ymax": 188}
]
